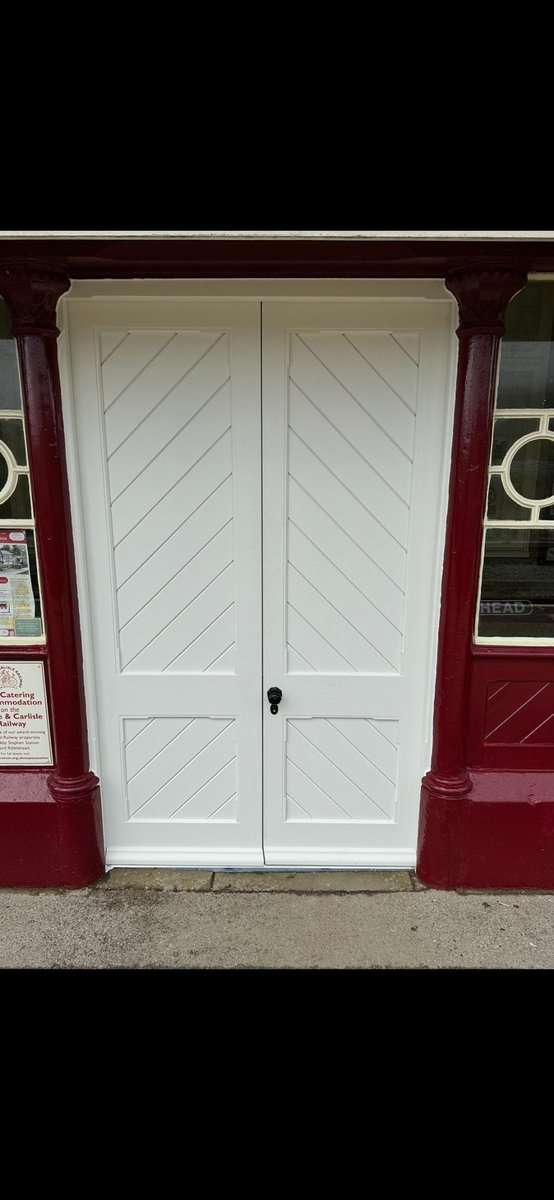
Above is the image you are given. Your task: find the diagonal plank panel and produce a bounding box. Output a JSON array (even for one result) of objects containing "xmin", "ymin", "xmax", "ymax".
[
  {"xmin": 285, "ymin": 719, "xmax": 398, "ymax": 822},
  {"xmin": 99, "ymin": 330, "xmax": 236, "ymax": 676},
  {"xmin": 124, "ymin": 718, "xmax": 237, "ymax": 821},
  {"xmin": 286, "ymin": 329, "xmax": 417, "ymax": 675}
]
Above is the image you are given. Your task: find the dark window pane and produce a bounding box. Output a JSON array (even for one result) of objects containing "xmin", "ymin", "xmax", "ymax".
[
  {"xmin": 487, "ymin": 476, "xmax": 530, "ymax": 521},
  {"xmin": 510, "ymin": 438, "xmax": 554, "ymax": 501},
  {"xmin": 0, "ymin": 301, "xmax": 22, "ymax": 411},
  {"xmin": 0, "ymin": 418, "xmax": 26, "ymax": 466},
  {"xmin": 0, "ymin": 475, "xmax": 31, "ymax": 519},
  {"xmin": 497, "ymin": 283, "xmax": 554, "ymax": 408},
  {"xmin": 478, "ymin": 528, "xmax": 554, "ymax": 638},
  {"xmin": 490, "ymin": 417, "xmax": 540, "ymax": 465}
]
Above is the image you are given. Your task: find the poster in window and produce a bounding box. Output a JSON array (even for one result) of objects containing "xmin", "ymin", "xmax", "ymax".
[{"xmin": 0, "ymin": 530, "xmax": 39, "ymax": 637}]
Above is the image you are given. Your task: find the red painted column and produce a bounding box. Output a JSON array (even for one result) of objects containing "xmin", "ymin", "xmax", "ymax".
[
  {"xmin": 0, "ymin": 263, "xmax": 103, "ymax": 885},
  {"xmin": 417, "ymin": 260, "xmax": 529, "ymax": 886}
]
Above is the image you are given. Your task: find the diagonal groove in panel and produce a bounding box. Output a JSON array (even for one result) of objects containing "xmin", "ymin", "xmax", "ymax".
[
  {"xmin": 370, "ymin": 720, "xmax": 398, "ymax": 749},
  {"xmin": 121, "ymin": 523, "xmax": 233, "ymax": 649},
  {"xmin": 112, "ymin": 403, "xmax": 231, "ymax": 548},
  {"xmin": 288, "ymin": 642, "xmax": 317, "ymax": 671},
  {"xmin": 389, "ymin": 332, "xmax": 419, "ymax": 366},
  {"xmin": 290, "ymin": 564, "xmax": 398, "ymax": 672},
  {"xmin": 114, "ymin": 427, "xmax": 231, "ymax": 555},
  {"xmin": 289, "ymin": 493, "xmax": 403, "ymax": 634},
  {"xmin": 124, "ymin": 718, "xmax": 154, "ymax": 749},
  {"xmin": 289, "ymin": 426, "xmax": 407, "ymax": 553},
  {"xmin": 290, "ymin": 378, "xmax": 410, "ymax": 511},
  {"xmin": 107, "ymin": 338, "xmax": 230, "ymax": 490},
  {"xmin": 122, "ymin": 563, "xmax": 233, "ymax": 670},
  {"xmin": 289, "ymin": 722, "xmax": 393, "ymax": 820},
  {"xmin": 486, "ymin": 684, "xmax": 550, "ymax": 739},
  {"xmin": 100, "ymin": 331, "xmax": 130, "ymax": 365},
  {"xmin": 287, "ymin": 754, "xmax": 352, "ymax": 819},
  {"xmin": 125, "ymin": 717, "xmax": 197, "ymax": 782},
  {"xmin": 204, "ymin": 641, "xmax": 235, "ymax": 673},
  {"xmin": 104, "ymin": 332, "xmax": 180, "ymax": 412},
  {"xmin": 295, "ymin": 334, "xmax": 415, "ymax": 462},
  {"xmin": 164, "ymin": 604, "xmax": 234, "ymax": 671},
  {"xmin": 119, "ymin": 518, "xmax": 233, "ymax": 633},
  {"xmin": 117, "ymin": 473, "xmax": 232, "ymax": 595},
  {"xmin": 117, "ymin": 479, "xmax": 233, "ymax": 628},
  {"xmin": 109, "ymin": 378, "xmax": 231, "ymax": 503},
  {"xmin": 288, "ymin": 603, "xmax": 356, "ymax": 671},
  {"xmin": 366, "ymin": 718, "xmax": 399, "ymax": 756},
  {"xmin": 343, "ymin": 333, "xmax": 417, "ymax": 415},
  {"xmin": 129, "ymin": 722, "xmax": 233, "ymax": 817},
  {"xmin": 327, "ymin": 719, "xmax": 396, "ymax": 787},
  {"xmin": 288, "ymin": 432, "xmax": 407, "ymax": 585},
  {"xmin": 106, "ymin": 333, "xmax": 225, "ymax": 455},
  {"xmin": 288, "ymin": 470, "xmax": 405, "ymax": 594},
  {"xmin": 127, "ymin": 719, "xmax": 197, "ymax": 785},
  {"xmin": 288, "ymin": 608, "xmax": 351, "ymax": 673},
  {"xmin": 167, "ymin": 756, "xmax": 236, "ymax": 819},
  {"xmin": 289, "ymin": 518, "xmax": 402, "ymax": 636},
  {"xmin": 286, "ymin": 791, "xmax": 313, "ymax": 818},
  {"xmin": 207, "ymin": 792, "xmax": 239, "ymax": 821},
  {"xmin": 295, "ymin": 330, "xmax": 417, "ymax": 460},
  {"xmin": 520, "ymin": 710, "xmax": 554, "ymax": 743}
]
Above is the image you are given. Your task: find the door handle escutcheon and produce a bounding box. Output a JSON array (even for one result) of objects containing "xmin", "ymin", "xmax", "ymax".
[{"xmin": 267, "ymin": 687, "xmax": 283, "ymax": 715}]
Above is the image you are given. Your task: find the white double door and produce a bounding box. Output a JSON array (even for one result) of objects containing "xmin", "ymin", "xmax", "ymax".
[{"xmin": 67, "ymin": 296, "xmax": 452, "ymax": 867}]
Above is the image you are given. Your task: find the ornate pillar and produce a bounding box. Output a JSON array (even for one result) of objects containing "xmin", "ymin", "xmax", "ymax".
[
  {"xmin": 0, "ymin": 263, "xmax": 103, "ymax": 885},
  {"xmin": 417, "ymin": 259, "xmax": 529, "ymax": 886}
]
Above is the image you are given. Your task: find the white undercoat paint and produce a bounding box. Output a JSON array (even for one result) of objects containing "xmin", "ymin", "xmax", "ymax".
[
  {"xmin": 62, "ymin": 289, "xmax": 454, "ymax": 868},
  {"xmin": 1, "ymin": 230, "xmax": 552, "ymax": 240}
]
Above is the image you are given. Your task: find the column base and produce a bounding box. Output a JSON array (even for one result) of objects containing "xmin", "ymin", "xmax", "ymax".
[
  {"xmin": 418, "ymin": 769, "xmax": 554, "ymax": 889},
  {"xmin": 0, "ymin": 770, "xmax": 104, "ymax": 887}
]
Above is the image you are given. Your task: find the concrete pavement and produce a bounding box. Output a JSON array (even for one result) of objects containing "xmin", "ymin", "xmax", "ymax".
[{"xmin": 0, "ymin": 870, "xmax": 553, "ymax": 968}]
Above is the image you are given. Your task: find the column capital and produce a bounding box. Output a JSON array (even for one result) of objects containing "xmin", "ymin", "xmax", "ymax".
[
  {"xmin": 0, "ymin": 261, "xmax": 70, "ymax": 337},
  {"xmin": 445, "ymin": 258, "xmax": 530, "ymax": 337}
]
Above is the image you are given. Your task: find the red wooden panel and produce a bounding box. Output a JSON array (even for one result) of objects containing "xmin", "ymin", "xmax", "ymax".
[
  {"xmin": 467, "ymin": 653, "xmax": 554, "ymax": 770},
  {"xmin": 484, "ymin": 681, "xmax": 554, "ymax": 743}
]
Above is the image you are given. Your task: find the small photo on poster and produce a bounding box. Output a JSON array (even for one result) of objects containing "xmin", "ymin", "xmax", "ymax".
[{"xmin": 0, "ymin": 531, "xmax": 36, "ymax": 625}]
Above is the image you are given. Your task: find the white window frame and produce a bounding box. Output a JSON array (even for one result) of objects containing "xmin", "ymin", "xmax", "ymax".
[
  {"xmin": 475, "ymin": 278, "xmax": 554, "ymax": 646},
  {"xmin": 0, "ymin": 333, "xmax": 46, "ymax": 644}
]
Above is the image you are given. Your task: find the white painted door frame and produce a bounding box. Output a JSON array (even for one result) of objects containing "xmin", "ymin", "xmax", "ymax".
[{"xmin": 59, "ymin": 281, "xmax": 457, "ymax": 869}]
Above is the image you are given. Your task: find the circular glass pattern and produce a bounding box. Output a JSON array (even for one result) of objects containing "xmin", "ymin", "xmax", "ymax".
[
  {"xmin": 0, "ymin": 446, "xmax": 9, "ymax": 495},
  {"xmin": 509, "ymin": 437, "xmax": 554, "ymax": 502}
]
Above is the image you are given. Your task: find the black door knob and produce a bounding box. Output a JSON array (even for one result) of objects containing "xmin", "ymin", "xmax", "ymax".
[{"xmin": 267, "ymin": 687, "xmax": 283, "ymax": 715}]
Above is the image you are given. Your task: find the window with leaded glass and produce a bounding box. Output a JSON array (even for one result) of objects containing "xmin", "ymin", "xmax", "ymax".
[
  {"xmin": 0, "ymin": 299, "xmax": 44, "ymax": 640},
  {"xmin": 476, "ymin": 281, "xmax": 554, "ymax": 641}
]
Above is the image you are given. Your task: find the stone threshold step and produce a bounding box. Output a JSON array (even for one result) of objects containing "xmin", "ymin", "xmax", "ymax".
[{"xmin": 96, "ymin": 869, "xmax": 423, "ymax": 894}]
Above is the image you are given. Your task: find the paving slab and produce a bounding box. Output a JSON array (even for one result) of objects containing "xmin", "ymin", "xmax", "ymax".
[
  {"xmin": 95, "ymin": 869, "xmax": 213, "ymax": 892},
  {"xmin": 0, "ymin": 888, "xmax": 553, "ymax": 968},
  {"xmin": 212, "ymin": 870, "xmax": 413, "ymax": 893}
]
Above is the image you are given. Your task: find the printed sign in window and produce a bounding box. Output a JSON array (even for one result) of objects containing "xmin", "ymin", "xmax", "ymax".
[
  {"xmin": 0, "ymin": 661, "xmax": 53, "ymax": 765},
  {"xmin": 0, "ymin": 530, "xmax": 42, "ymax": 638}
]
